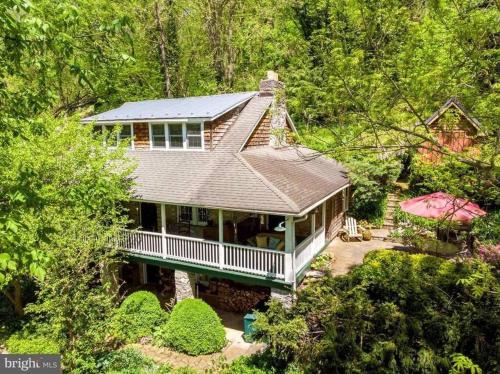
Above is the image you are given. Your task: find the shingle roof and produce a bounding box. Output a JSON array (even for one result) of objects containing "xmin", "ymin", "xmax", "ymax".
[
  {"xmin": 111, "ymin": 93, "xmax": 349, "ymax": 215},
  {"xmin": 82, "ymin": 92, "xmax": 257, "ymax": 123},
  {"xmin": 239, "ymin": 146, "xmax": 349, "ymax": 214}
]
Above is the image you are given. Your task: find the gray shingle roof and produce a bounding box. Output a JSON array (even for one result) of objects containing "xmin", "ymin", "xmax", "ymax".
[
  {"xmin": 82, "ymin": 92, "xmax": 257, "ymax": 122},
  {"xmin": 239, "ymin": 146, "xmax": 349, "ymax": 213},
  {"xmin": 101, "ymin": 93, "xmax": 349, "ymax": 215}
]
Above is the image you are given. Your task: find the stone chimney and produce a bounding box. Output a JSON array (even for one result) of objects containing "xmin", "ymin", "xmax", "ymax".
[{"xmin": 259, "ymin": 71, "xmax": 287, "ymax": 148}]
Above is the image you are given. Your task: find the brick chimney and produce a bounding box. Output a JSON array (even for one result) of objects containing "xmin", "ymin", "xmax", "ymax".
[{"xmin": 259, "ymin": 71, "xmax": 287, "ymax": 148}]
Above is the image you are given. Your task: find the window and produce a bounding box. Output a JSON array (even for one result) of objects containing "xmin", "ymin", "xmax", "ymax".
[
  {"xmin": 186, "ymin": 123, "xmax": 202, "ymax": 149},
  {"xmin": 102, "ymin": 124, "xmax": 132, "ymax": 148},
  {"xmin": 169, "ymin": 124, "xmax": 183, "ymax": 148},
  {"xmin": 119, "ymin": 124, "xmax": 132, "ymax": 142},
  {"xmin": 342, "ymin": 188, "xmax": 349, "ymax": 212},
  {"xmin": 197, "ymin": 208, "xmax": 209, "ymax": 224},
  {"xmin": 178, "ymin": 206, "xmax": 209, "ymax": 225},
  {"xmin": 179, "ymin": 206, "xmax": 193, "ymax": 222},
  {"xmin": 149, "ymin": 123, "xmax": 204, "ymax": 150},
  {"xmin": 151, "ymin": 124, "xmax": 166, "ymax": 148}
]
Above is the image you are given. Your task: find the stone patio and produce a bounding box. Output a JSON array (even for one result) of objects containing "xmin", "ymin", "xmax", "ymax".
[{"xmin": 325, "ymin": 237, "xmax": 406, "ymax": 276}]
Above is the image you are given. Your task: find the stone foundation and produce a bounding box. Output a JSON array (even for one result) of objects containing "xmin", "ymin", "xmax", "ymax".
[
  {"xmin": 174, "ymin": 270, "xmax": 195, "ymax": 301},
  {"xmin": 270, "ymin": 288, "xmax": 294, "ymax": 309}
]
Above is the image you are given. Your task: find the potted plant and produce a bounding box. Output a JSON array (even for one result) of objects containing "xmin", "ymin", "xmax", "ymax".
[{"xmin": 359, "ymin": 220, "xmax": 373, "ymax": 241}]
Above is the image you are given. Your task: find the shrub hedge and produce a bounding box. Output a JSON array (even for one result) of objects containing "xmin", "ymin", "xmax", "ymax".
[
  {"xmin": 97, "ymin": 347, "xmax": 156, "ymax": 374},
  {"xmin": 112, "ymin": 291, "xmax": 169, "ymax": 343},
  {"xmin": 155, "ymin": 298, "xmax": 226, "ymax": 355},
  {"xmin": 6, "ymin": 333, "xmax": 59, "ymax": 354}
]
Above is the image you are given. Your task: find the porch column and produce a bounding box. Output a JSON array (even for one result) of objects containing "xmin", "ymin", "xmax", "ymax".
[
  {"xmin": 311, "ymin": 208, "xmax": 316, "ymax": 235},
  {"xmin": 175, "ymin": 270, "xmax": 195, "ymax": 301},
  {"xmin": 322, "ymin": 201, "xmax": 326, "ymax": 228},
  {"xmin": 218, "ymin": 209, "xmax": 224, "ymax": 269},
  {"xmin": 140, "ymin": 263, "xmax": 147, "ymax": 284},
  {"xmin": 284, "ymin": 216, "xmax": 296, "ymax": 285},
  {"xmin": 160, "ymin": 203, "xmax": 167, "ymax": 258}
]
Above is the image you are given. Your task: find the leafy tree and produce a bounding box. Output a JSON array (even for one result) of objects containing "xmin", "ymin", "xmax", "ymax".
[
  {"xmin": 0, "ymin": 117, "xmax": 132, "ymax": 316},
  {"xmin": 254, "ymin": 250, "xmax": 499, "ymax": 373}
]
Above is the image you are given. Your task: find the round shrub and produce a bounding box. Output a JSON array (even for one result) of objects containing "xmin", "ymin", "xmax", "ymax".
[
  {"xmin": 6, "ymin": 334, "xmax": 59, "ymax": 354},
  {"xmin": 155, "ymin": 298, "xmax": 226, "ymax": 355},
  {"xmin": 112, "ymin": 290, "xmax": 169, "ymax": 343},
  {"xmin": 97, "ymin": 347, "xmax": 155, "ymax": 374}
]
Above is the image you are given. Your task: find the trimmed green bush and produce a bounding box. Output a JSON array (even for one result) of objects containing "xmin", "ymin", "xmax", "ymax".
[
  {"xmin": 6, "ymin": 333, "xmax": 59, "ymax": 354},
  {"xmin": 97, "ymin": 347, "xmax": 155, "ymax": 374},
  {"xmin": 112, "ymin": 291, "xmax": 169, "ymax": 343},
  {"xmin": 155, "ymin": 298, "xmax": 226, "ymax": 355}
]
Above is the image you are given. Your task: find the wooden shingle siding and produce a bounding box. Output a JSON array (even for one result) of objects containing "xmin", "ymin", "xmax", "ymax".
[
  {"xmin": 244, "ymin": 112, "xmax": 294, "ymax": 149},
  {"xmin": 204, "ymin": 105, "xmax": 244, "ymax": 150},
  {"xmin": 134, "ymin": 123, "xmax": 149, "ymax": 149},
  {"xmin": 325, "ymin": 192, "xmax": 345, "ymax": 240},
  {"xmin": 246, "ymin": 111, "xmax": 272, "ymax": 147}
]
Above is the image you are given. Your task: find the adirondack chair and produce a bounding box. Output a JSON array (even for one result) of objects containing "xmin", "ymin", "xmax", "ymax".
[{"xmin": 339, "ymin": 216, "xmax": 364, "ymax": 242}]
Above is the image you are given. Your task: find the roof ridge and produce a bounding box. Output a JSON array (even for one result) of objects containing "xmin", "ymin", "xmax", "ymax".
[
  {"xmin": 235, "ymin": 153, "xmax": 300, "ymax": 213},
  {"xmin": 214, "ymin": 95, "xmax": 272, "ymax": 153},
  {"xmin": 122, "ymin": 91, "xmax": 258, "ymax": 105}
]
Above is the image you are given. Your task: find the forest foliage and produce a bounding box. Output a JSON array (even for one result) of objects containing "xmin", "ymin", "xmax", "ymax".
[{"xmin": 0, "ymin": 0, "xmax": 498, "ymax": 372}]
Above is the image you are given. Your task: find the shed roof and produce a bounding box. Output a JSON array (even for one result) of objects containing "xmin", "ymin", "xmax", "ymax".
[
  {"xmin": 82, "ymin": 92, "xmax": 257, "ymax": 123},
  {"xmin": 425, "ymin": 97, "xmax": 481, "ymax": 131}
]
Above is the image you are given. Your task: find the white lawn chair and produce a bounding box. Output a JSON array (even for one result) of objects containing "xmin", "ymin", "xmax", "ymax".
[{"xmin": 339, "ymin": 217, "xmax": 363, "ymax": 242}]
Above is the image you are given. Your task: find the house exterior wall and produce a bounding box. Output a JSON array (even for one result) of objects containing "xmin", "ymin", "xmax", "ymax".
[
  {"xmin": 134, "ymin": 123, "xmax": 150, "ymax": 149},
  {"xmin": 420, "ymin": 113, "xmax": 478, "ymax": 162},
  {"xmin": 204, "ymin": 104, "xmax": 244, "ymax": 150},
  {"xmin": 325, "ymin": 191, "xmax": 345, "ymax": 241},
  {"xmin": 244, "ymin": 111, "xmax": 294, "ymax": 148}
]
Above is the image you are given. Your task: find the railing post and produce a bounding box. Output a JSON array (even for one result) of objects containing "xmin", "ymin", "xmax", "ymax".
[
  {"xmin": 218, "ymin": 209, "xmax": 224, "ymax": 269},
  {"xmin": 161, "ymin": 204, "xmax": 167, "ymax": 259},
  {"xmin": 285, "ymin": 216, "xmax": 296, "ymax": 285}
]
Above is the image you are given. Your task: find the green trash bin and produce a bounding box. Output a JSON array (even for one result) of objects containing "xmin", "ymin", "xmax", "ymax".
[{"xmin": 243, "ymin": 313, "xmax": 256, "ymax": 342}]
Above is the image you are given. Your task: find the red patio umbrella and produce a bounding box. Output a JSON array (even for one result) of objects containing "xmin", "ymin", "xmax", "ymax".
[{"xmin": 399, "ymin": 192, "xmax": 486, "ymax": 222}]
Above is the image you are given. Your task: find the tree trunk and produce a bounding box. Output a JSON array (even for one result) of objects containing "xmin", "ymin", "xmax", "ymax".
[
  {"xmin": 3, "ymin": 279, "xmax": 24, "ymax": 316},
  {"xmin": 154, "ymin": 1, "xmax": 172, "ymax": 98},
  {"xmin": 13, "ymin": 280, "xmax": 24, "ymax": 316}
]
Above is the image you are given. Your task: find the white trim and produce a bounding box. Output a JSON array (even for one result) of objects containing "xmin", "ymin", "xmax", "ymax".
[
  {"xmin": 296, "ymin": 184, "xmax": 351, "ymax": 217},
  {"xmin": 286, "ymin": 112, "xmax": 298, "ymax": 133},
  {"xmin": 130, "ymin": 123, "xmax": 135, "ymax": 150},
  {"xmin": 207, "ymin": 94, "xmax": 257, "ymax": 122},
  {"xmin": 130, "ymin": 187, "xmax": 350, "ymax": 218}
]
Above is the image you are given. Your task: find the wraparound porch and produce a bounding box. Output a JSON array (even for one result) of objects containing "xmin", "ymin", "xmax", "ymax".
[{"xmin": 118, "ymin": 201, "xmax": 330, "ymax": 286}]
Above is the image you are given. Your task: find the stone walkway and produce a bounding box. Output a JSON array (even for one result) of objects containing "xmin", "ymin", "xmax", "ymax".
[
  {"xmin": 131, "ymin": 325, "xmax": 264, "ymax": 371},
  {"xmin": 325, "ymin": 237, "xmax": 405, "ymax": 276}
]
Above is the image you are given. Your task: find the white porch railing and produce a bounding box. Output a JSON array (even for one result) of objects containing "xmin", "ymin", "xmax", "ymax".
[
  {"xmin": 117, "ymin": 229, "xmax": 287, "ymax": 280},
  {"xmin": 295, "ymin": 227, "xmax": 326, "ymax": 273}
]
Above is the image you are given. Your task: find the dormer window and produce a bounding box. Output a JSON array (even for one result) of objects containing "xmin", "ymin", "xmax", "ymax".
[
  {"xmin": 94, "ymin": 124, "xmax": 133, "ymax": 148},
  {"xmin": 169, "ymin": 124, "xmax": 184, "ymax": 149},
  {"xmin": 187, "ymin": 123, "xmax": 202, "ymax": 149},
  {"xmin": 149, "ymin": 123, "xmax": 204, "ymax": 151},
  {"xmin": 151, "ymin": 124, "xmax": 166, "ymax": 148}
]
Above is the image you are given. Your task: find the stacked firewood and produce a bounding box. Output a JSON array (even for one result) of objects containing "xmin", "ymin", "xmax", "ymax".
[{"xmin": 212, "ymin": 280, "xmax": 269, "ymax": 312}]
